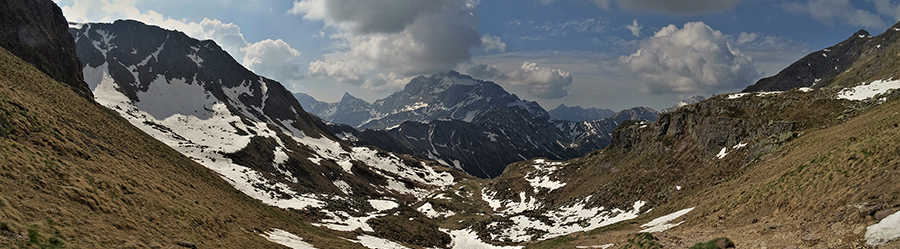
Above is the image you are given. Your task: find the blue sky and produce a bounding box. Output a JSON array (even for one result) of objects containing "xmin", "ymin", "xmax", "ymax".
[{"xmin": 54, "ymin": 0, "xmax": 900, "ymax": 111}]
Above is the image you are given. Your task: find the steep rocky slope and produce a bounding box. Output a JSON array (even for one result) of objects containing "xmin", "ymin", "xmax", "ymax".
[
  {"xmin": 71, "ymin": 20, "xmax": 461, "ymax": 204},
  {"xmin": 744, "ymin": 21, "xmax": 900, "ymax": 92}
]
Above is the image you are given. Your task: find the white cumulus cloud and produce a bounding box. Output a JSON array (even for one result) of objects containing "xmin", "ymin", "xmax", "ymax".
[
  {"xmin": 290, "ymin": 0, "xmax": 483, "ymax": 90},
  {"xmin": 241, "ymin": 39, "xmax": 303, "ymax": 80},
  {"xmin": 481, "ymin": 34, "xmax": 506, "ymax": 53},
  {"xmin": 463, "ymin": 62, "xmax": 574, "ymax": 99},
  {"xmin": 507, "ymin": 62, "xmax": 573, "ymax": 99},
  {"xmin": 620, "ymin": 22, "xmax": 759, "ymax": 95}
]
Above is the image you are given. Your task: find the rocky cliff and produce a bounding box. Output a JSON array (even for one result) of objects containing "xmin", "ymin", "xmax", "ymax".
[{"xmin": 0, "ymin": 0, "xmax": 91, "ymax": 99}]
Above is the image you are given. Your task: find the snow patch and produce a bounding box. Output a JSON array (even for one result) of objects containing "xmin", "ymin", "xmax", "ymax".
[
  {"xmin": 726, "ymin": 93, "xmax": 749, "ymax": 99},
  {"xmin": 417, "ymin": 202, "xmax": 456, "ymax": 218},
  {"xmin": 483, "ymin": 132, "xmax": 499, "ymax": 142},
  {"xmin": 186, "ymin": 53, "xmax": 203, "ymax": 67},
  {"xmin": 576, "ymin": 245, "xmax": 614, "ymax": 249},
  {"xmin": 369, "ymin": 199, "xmax": 399, "ymax": 211},
  {"xmin": 446, "ymin": 229, "xmax": 523, "ymax": 249},
  {"xmin": 865, "ymin": 210, "xmax": 900, "ymax": 246},
  {"xmin": 352, "ymin": 235, "xmax": 409, "ymax": 249},
  {"xmin": 716, "ymin": 147, "xmax": 728, "ymax": 159},
  {"xmin": 262, "ymin": 229, "xmax": 317, "ymax": 249},
  {"xmin": 487, "ymin": 200, "xmax": 647, "ymax": 242},
  {"xmin": 639, "ymin": 207, "xmax": 695, "ymax": 233},
  {"xmin": 333, "ymin": 180, "xmax": 352, "ymax": 195},
  {"xmin": 314, "ymin": 210, "xmax": 379, "ymax": 232},
  {"xmin": 85, "ymin": 63, "xmax": 326, "ymax": 211},
  {"xmin": 732, "ymin": 142, "xmax": 748, "ymax": 149},
  {"xmin": 837, "ymin": 79, "xmax": 900, "ymax": 101},
  {"xmin": 524, "ymin": 159, "xmax": 567, "ymax": 193},
  {"xmin": 401, "ymin": 102, "xmax": 429, "ymax": 112}
]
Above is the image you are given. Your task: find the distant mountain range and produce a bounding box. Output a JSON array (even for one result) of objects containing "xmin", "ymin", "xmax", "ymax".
[
  {"xmin": 296, "ymin": 72, "xmax": 659, "ymax": 178},
  {"xmin": 548, "ymin": 104, "xmax": 615, "ymax": 122}
]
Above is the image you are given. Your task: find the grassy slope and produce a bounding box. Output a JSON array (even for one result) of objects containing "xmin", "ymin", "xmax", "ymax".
[
  {"xmin": 525, "ymin": 92, "xmax": 900, "ymax": 248},
  {"xmin": 0, "ymin": 47, "xmax": 361, "ymax": 248},
  {"xmin": 668, "ymin": 93, "xmax": 900, "ymax": 247}
]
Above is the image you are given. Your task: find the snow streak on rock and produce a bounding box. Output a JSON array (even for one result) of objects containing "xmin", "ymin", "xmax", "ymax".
[
  {"xmin": 524, "ymin": 159, "xmax": 567, "ymax": 193},
  {"xmin": 261, "ymin": 229, "xmax": 317, "ymax": 249},
  {"xmin": 638, "ymin": 207, "xmax": 695, "ymax": 233}
]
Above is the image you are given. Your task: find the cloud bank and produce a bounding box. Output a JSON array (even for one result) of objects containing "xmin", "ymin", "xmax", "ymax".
[
  {"xmin": 549, "ymin": 0, "xmax": 743, "ymax": 14},
  {"xmin": 290, "ymin": 0, "xmax": 484, "ymax": 89},
  {"xmin": 464, "ymin": 62, "xmax": 573, "ymax": 99},
  {"xmin": 783, "ymin": 0, "xmax": 885, "ymax": 28},
  {"xmin": 620, "ymin": 22, "xmax": 759, "ymax": 95}
]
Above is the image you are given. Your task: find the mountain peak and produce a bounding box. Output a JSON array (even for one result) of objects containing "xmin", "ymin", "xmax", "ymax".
[
  {"xmin": 341, "ymin": 92, "xmax": 361, "ymax": 101},
  {"xmin": 853, "ymin": 29, "xmax": 870, "ymax": 38}
]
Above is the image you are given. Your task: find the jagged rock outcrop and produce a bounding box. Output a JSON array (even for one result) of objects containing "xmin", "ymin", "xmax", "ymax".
[{"xmin": 0, "ymin": 0, "xmax": 91, "ymax": 99}]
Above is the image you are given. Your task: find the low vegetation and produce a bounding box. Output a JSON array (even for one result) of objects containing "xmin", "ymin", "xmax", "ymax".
[{"xmin": 0, "ymin": 47, "xmax": 360, "ymax": 248}]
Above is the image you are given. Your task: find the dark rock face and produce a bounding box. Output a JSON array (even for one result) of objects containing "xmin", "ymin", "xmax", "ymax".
[
  {"xmin": 548, "ymin": 104, "xmax": 615, "ymax": 122},
  {"xmin": 0, "ymin": 0, "xmax": 91, "ymax": 99}
]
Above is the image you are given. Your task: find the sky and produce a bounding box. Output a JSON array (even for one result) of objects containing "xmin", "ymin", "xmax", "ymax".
[{"xmin": 53, "ymin": 0, "xmax": 900, "ymax": 111}]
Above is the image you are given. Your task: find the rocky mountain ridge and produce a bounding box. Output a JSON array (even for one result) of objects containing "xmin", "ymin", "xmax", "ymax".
[
  {"xmin": 298, "ymin": 73, "xmax": 659, "ymax": 178},
  {"xmin": 548, "ymin": 104, "xmax": 615, "ymax": 122},
  {"xmin": 69, "ymin": 20, "xmax": 476, "ymax": 248},
  {"xmin": 744, "ymin": 21, "xmax": 900, "ymax": 92}
]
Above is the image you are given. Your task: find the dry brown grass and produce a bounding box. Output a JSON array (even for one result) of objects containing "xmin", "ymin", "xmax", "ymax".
[
  {"xmin": 522, "ymin": 94, "xmax": 900, "ymax": 248},
  {"xmin": 0, "ymin": 47, "xmax": 362, "ymax": 248}
]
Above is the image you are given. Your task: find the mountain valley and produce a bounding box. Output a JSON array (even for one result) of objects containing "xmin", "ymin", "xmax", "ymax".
[{"xmin": 2, "ymin": 1, "xmax": 900, "ymax": 248}]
